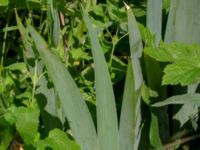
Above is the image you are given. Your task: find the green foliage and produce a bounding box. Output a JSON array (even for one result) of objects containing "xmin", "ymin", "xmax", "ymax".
[
  {"xmin": 37, "ymin": 129, "xmax": 80, "ymax": 150},
  {"xmin": 1, "ymin": 0, "xmax": 200, "ymax": 149},
  {"xmin": 145, "ymin": 42, "xmax": 200, "ymax": 85}
]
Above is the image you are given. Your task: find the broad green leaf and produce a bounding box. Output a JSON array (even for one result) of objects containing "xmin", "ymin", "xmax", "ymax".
[
  {"xmin": 144, "ymin": 43, "xmax": 200, "ymax": 85},
  {"xmin": 119, "ymin": 60, "xmax": 135, "ymax": 150},
  {"xmin": 144, "ymin": 42, "xmax": 175, "ymax": 62},
  {"xmin": 82, "ymin": 6, "xmax": 118, "ymax": 150},
  {"xmin": 162, "ymin": 62, "xmax": 200, "ymax": 85},
  {"xmin": 37, "ymin": 129, "xmax": 80, "ymax": 150},
  {"xmin": 144, "ymin": 42, "xmax": 200, "ymax": 62},
  {"xmin": 126, "ymin": 4, "xmax": 143, "ymax": 149},
  {"xmin": 14, "ymin": 103, "xmax": 40, "ymax": 145},
  {"xmin": 152, "ymin": 94, "xmax": 200, "ymax": 107},
  {"xmin": 28, "ymin": 25, "xmax": 98, "ymax": 150}
]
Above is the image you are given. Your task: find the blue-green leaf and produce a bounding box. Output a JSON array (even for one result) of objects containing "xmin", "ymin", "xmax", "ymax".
[
  {"xmin": 82, "ymin": 6, "xmax": 118, "ymax": 150},
  {"xmin": 152, "ymin": 94, "xmax": 200, "ymax": 107},
  {"xmin": 28, "ymin": 24, "xmax": 98, "ymax": 150},
  {"xmin": 119, "ymin": 60, "xmax": 135, "ymax": 150}
]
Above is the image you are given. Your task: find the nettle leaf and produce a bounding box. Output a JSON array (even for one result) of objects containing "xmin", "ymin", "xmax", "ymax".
[
  {"xmin": 162, "ymin": 61, "xmax": 200, "ymax": 85},
  {"xmin": 144, "ymin": 42, "xmax": 200, "ymax": 85},
  {"xmin": 14, "ymin": 103, "xmax": 40, "ymax": 145},
  {"xmin": 37, "ymin": 129, "xmax": 80, "ymax": 150}
]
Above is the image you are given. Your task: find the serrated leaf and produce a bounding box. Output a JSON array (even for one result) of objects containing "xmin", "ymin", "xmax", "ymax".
[
  {"xmin": 144, "ymin": 42, "xmax": 200, "ymax": 62},
  {"xmin": 162, "ymin": 62, "xmax": 200, "ymax": 85},
  {"xmin": 144, "ymin": 44, "xmax": 173, "ymax": 62},
  {"xmin": 37, "ymin": 129, "xmax": 80, "ymax": 150},
  {"xmin": 164, "ymin": 0, "xmax": 200, "ymax": 130},
  {"xmin": 14, "ymin": 103, "xmax": 40, "ymax": 145},
  {"xmin": 144, "ymin": 42, "xmax": 200, "ymax": 85}
]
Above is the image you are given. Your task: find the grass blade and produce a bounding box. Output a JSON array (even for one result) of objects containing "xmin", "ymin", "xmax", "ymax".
[
  {"xmin": 152, "ymin": 94, "xmax": 200, "ymax": 107},
  {"xmin": 147, "ymin": 0, "xmax": 162, "ymax": 45},
  {"xmin": 126, "ymin": 4, "xmax": 143, "ymax": 90},
  {"xmin": 82, "ymin": 6, "xmax": 119, "ymax": 150},
  {"xmin": 47, "ymin": 0, "xmax": 60, "ymax": 47},
  {"xmin": 126, "ymin": 4, "xmax": 143, "ymax": 149},
  {"xmin": 146, "ymin": 0, "xmax": 169, "ymax": 144},
  {"xmin": 119, "ymin": 60, "xmax": 135, "ymax": 150},
  {"xmin": 28, "ymin": 25, "xmax": 98, "ymax": 150},
  {"xmin": 165, "ymin": 0, "xmax": 200, "ymax": 44}
]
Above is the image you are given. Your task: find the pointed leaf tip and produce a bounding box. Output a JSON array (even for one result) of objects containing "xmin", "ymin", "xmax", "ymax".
[{"xmin": 124, "ymin": 2, "xmax": 130, "ymax": 10}]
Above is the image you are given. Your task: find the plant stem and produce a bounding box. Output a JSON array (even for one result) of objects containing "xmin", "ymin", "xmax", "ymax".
[
  {"xmin": 31, "ymin": 60, "xmax": 38, "ymax": 103},
  {"xmin": 109, "ymin": 32, "xmax": 128, "ymax": 67},
  {"xmin": 0, "ymin": 23, "xmax": 8, "ymax": 95},
  {"xmin": 163, "ymin": 133, "xmax": 200, "ymax": 149},
  {"xmin": 0, "ymin": 23, "xmax": 8, "ymax": 77}
]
